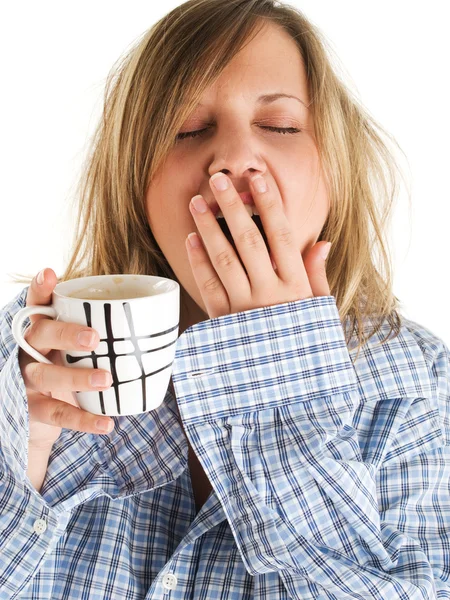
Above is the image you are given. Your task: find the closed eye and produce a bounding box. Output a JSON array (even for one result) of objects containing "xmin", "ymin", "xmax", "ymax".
[{"xmin": 176, "ymin": 126, "xmax": 301, "ymax": 141}]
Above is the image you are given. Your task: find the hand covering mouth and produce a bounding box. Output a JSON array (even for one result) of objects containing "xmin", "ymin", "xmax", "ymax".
[{"xmin": 216, "ymin": 213, "xmax": 270, "ymax": 254}]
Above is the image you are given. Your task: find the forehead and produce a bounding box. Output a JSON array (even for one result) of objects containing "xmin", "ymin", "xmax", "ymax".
[{"xmin": 197, "ymin": 22, "xmax": 309, "ymax": 107}]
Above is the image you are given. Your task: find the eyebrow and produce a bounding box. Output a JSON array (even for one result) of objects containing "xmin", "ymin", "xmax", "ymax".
[
  {"xmin": 257, "ymin": 93, "xmax": 308, "ymax": 108},
  {"xmin": 196, "ymin": 93, "xmax": 308, "ymax": 109}
]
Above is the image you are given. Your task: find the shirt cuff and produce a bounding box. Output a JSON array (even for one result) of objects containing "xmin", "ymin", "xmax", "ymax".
[{"xmin": 172, "ymin": 296, "xmax": 359, "ymax": 425}]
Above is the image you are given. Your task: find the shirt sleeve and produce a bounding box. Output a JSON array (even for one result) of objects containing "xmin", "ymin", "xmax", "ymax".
[
  {"xmin": 0, "ymin": 287, "xmax": 188, "ymax": 597},
  {"xmin": 0, "ymin": 288, "xmax": 71, "ymax": 596},
  {"xmin": 172, "ymin": 295, "xmax": 450, "ymax": 600},
  {"xmin": 0, "ymin": 286, "xmax": 30, "ymax": 473}
]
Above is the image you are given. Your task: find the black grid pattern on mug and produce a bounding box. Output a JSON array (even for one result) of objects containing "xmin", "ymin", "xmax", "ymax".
[{"xmin": 66, "ymin": 302, "xmax": 178, "ymax": 414}]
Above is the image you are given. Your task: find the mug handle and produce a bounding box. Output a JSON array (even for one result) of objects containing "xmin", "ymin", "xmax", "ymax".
[{"xmin": 11, "ymin": 306, "xmax": 57, "ymax": 365}]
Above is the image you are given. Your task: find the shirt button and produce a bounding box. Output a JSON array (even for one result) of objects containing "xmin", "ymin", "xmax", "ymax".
[
  {"xmin": 33, "ymin": 519, "xmax": 47, "ymax": 535},
  {"xmin": 162, "ymin": 573, "xmax": 178, "ymax": 590}
]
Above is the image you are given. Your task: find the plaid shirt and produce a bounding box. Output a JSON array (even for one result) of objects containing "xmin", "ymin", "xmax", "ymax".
[{"xmin": 0, "ymin": 286, "xmax": 449, "ymax": 599}]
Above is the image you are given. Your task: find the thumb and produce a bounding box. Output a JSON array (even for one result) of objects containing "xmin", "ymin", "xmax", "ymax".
[
  {"xmin": 26, "ymin": 268, "xmax": 58, "ymax": 325},
  {"xmin": 302, "ymin": 242, "xmax": 331, "ymax": 297}
]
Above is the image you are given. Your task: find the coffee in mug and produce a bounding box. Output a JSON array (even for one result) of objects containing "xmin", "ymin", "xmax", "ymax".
[{"xmin": 66, "ymin": 277, "xmax": 152, "ymax": 300}]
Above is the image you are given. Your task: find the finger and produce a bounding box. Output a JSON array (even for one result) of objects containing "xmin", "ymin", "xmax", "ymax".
[
  {"xmin": 189, "ymin": 194, "xmax": 250, "ymax": 302},
  {"xmin": 185, "ymin": 233, "xmax": 230, "ymax": 318},
  {"xmin": 302, "ymin": 241, "xmax": 332, "ymax": 297},
  {"xmin": 249, "ymin": 175, "xmax": 307, "ymax": 285},
  {"xmin": 207, "ymin": 173, "xmax": 276, "ymax": 290},
  {"xmin": 25, "ymin": 268, "xmax": 58, "ymax": 325},
  {"xmin": 27, "ymin": 390, "xmax": 114, "ymax": 434},
  {"xmin": 23, "ymin": 362, "xmax": 112, "ymax": 394},
  {"xmin": 23, "ymin": 317, "xmax": 100, "ymax": 356}
]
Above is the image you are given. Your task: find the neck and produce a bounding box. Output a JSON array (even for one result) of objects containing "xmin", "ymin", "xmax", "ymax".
[{"xmin": 178, "ymin": 287, "xmax": 209, "ymax": 336}]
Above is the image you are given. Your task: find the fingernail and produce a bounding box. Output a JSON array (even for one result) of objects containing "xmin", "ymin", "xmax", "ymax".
[
  {"xmin": 78, "ymin": 330, "xmax": 96, "ymax": 348},
  {"xmin": 211, "ymin": 173, "xmax": 229, "ymax": 191},
  {"xmin": 187, "ymin": 232, "xmax": 201, "ymax": 248},
  {"xmin": 37, "ymin": 269, "xmax": 45, "ymax": 285},
  {"xmin": 322, "ymin": 242, "xmax": 332, "ymax": 260},
  {"xmin": 90, "ymin": 371, "xmax": 112, "ymax": 387},
  {"xmin": 252, "ymin": 175, "xmax": 267, "ymax": 193},
  {"xmin": 191, "ymin": 195, "xmax": 208, "ymax": 213},
  {"xmin": 96, "ymin": 419, "xmax": 113, "ymax": 432}
]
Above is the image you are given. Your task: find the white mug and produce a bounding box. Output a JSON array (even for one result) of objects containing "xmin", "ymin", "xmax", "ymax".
[{"xmin": 12, "ymin": 274, "xmax": 180, "ymax": 416}]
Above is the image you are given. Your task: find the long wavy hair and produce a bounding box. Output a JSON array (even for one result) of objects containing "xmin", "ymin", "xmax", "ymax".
[{"xmin": 10, "ymin": 0, "xmax": 411, "ymax": 364}]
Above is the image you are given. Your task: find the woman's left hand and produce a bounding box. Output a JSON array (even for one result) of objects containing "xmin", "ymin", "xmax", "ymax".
[{"xmin": 186, "ymin": 173, "xmax": 331, "ymax": 319}]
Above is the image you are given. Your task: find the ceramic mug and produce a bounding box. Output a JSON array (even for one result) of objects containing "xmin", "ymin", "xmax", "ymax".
[{"xmin": 11, "ymin": 274, "xmax": 180, "ymax": 416}]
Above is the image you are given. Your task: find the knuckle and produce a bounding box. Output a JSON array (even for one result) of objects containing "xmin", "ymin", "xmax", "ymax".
[
  {"xmin": 215, "ymin": 249, "xmax": 235, "ymax": 270},
  {"xmin": 31, "ymin": 318, "xmax": 46, "ymax": 340},
  {"xmin": 54, "ymin": 323, "xmax": 66, "ymax": 344},
  {"xmin": 225, "ymin": 197, "xmax": 240, "ymax": 210},
  {"xmin": 274, "ymin": 227, "xmax": 292, "ymax": 246},
  {"xmin": 50, "ymin": 403, "xmax": 67, "ymax": 427},
  {"xmin": 262, "ymin": 198, "xmax": 278, "ymax": 211},
  {"xmin": 29, "ymin": 319, "xmax": 52, "ymax": 353},
  {"xmin": 203, "ymin": 275, "xmax": 222, "ymax": 293},
  {"xmin": 29, "ymin": 362, "xmax": 45, "ymax": 391},
  {"xmin": 239, "ymin": 227, "xmax": 262, "ymax": 248},
  {"xmin": 69, "ymin": 370, "xmax": 81, "ymax": 390}
]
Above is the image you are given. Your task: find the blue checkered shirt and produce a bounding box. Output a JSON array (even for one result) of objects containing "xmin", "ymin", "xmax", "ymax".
[{"xmin": 0, "ymin": 286, "xmax": 449, "ymax": 599}]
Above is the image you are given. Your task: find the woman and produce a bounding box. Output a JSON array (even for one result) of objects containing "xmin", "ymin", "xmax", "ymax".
[{"xmin": 1, "ymin": 0, "xmax": 448, "ymax": 598}]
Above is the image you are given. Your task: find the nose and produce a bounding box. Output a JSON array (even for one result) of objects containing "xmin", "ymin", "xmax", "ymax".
[{"xmin": 208, "ymin": 127, "xmax": 266, "ymax": 184}]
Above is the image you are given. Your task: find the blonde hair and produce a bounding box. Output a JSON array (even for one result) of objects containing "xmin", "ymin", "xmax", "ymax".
[{"xmin": 10, "ymin": 0, "xmax": 411, "ymax": 364}]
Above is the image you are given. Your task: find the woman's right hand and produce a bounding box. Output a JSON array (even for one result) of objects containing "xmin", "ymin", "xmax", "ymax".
[{"xmin": 18, "ymin": 268, "xmax": 115, "ymax": 450}]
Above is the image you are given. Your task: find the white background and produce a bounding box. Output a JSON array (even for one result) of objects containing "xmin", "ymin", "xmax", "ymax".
[{"xmin": 1, "ymin": 1, "xmax": 449, "ymax": 344}]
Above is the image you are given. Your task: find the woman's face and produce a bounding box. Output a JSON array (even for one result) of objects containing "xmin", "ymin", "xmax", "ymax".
[{"xmin": 145, "ymin": 22, "xmax": 329, "ymax": 324}]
